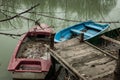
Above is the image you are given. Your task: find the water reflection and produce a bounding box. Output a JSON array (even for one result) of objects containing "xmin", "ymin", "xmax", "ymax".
[
  {"xmin": 0, "ymin": 0, "xmax": 117, "ymax": 31},
  {"xmin": 65, "ymin": 0, "xmax": 117, "ymax": 19}
]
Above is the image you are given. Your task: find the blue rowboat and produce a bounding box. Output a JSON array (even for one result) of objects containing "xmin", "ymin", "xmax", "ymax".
[{"xmin": 54, "ymin": 20, "xmax": 109, "ymax": 42}]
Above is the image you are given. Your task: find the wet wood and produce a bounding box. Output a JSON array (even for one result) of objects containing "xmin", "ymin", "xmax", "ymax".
[
  {"xmin": 85, "ymin": 41, "xmax": 118, "ymax": 60},
  {"xmin": 101, "ymin": 35, "xmax": 120, "ymax": 45},
  {"xmin": 77, "ymin": 32, "xmax": 84, "ymax": 42},
  {"xmin": 45, "ymin": 38, "xmax": 116, "ymax": 80},
  {"xmin": 114, "ymin": 49, "xmax": 120, "ymax": 80},
  {"xmin": 50, "ymin": 33, "xmax": 55, "ymax": 49},
  {"xmin": 45, "ymin": 44, "xmax": 86, "ymax": 80}
]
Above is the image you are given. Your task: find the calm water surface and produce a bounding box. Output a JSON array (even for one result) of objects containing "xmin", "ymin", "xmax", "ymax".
[{"xmin": 0, "ymin": 0, "xmax": 120, "ymax": 80}]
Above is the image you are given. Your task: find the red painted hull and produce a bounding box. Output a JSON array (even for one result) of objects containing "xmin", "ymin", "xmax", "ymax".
[{"xmin": 8, "ymin": 24, "xmax": 53, "ymax": 79}]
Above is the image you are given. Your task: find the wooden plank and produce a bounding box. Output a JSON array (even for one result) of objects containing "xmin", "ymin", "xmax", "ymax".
[
  {"xmin": 50, "ymin": 32, "xmax": 55, "ymax": 49},
  {"xmin": 85, "ymin": 41, "xmax": 118, "ymax": 60},
  {"xmin": 89, "ymin": 61, "xmax": 115, "ymax": 79},
  {"xmin": 57, "ymin": 43, "xmax": 95, "ymax": 59},
  {"xmin": 46, "ymin": 38, "xmax": 117, "ymax": 80},
  {"xmin": 101, "ymin": 35, "xmax": 120, "ymax": 45},
  {"xmin": 66, "ymin": 51, "xmax": 105, "ymax": 64},
  {"xmin": 55, "ymin": 38, "xmax": 80, "ymax": 50},
  {"xmin": 114, "ymin": 49, "xmax": 120, "ymax": 80},
  {"xmin": 44, "ymin": 44, "xmax": 87, "ymax": 80},
  {"xmin": 76, "ymin": 59, "xmax": 115, "ymax": 79}
]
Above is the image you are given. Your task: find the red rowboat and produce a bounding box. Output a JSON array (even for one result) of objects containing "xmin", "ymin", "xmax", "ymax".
[{"xmin": 8, "ymin": 24, "xmax": 53, "ymax": 79}]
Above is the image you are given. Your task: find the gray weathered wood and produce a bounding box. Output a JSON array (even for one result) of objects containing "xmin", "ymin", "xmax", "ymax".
[
  {"xmin": 85, "ymin": 41, "xmax": 118, "ymax": 60},
  {"xmin": 46, "ymin": 38, "xmax": 116, "ymax": 80},
  {"xmin": 45, "ymin": 44, "xmax": 87, "ymax": 80},
  {"xmin": 114, "ymin": 49, "xmax": 120, "ymax": 80},
  {"xmin": 101, "ymin": 35, "xmax": 120, "ymax": 45}
]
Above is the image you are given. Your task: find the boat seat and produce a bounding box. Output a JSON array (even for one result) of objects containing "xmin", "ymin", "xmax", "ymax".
[
  {"xmin": 70, "ymin": 29, "xmax": 93, "ymax": 37},
  {"xmin": 85, "ymin": 24, "xmax": 103, "ymax": 31}
]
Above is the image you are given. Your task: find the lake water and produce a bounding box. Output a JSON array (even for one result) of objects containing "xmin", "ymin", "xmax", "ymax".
[{"xmin": 0, "ymin": 0, "xmax": 120, "ymax": 80}]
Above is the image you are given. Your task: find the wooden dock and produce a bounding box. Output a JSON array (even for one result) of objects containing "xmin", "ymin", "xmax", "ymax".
[{"xmin": 45, "ymin": 38, "xmax": 116, "ymax": 80}]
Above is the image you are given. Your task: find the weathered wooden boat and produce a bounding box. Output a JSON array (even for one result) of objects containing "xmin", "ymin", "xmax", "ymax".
[
  {"xmin": 85, "ymin": 27, "xmax": 120, "ymax": 80},
  {"xmin": 88, "ymin": 27, "xmax": 120, "ymax": 59},
  {"xmin": 8, "ymin": 24, "xmax": 53, "ymax": 80},
  {"xmin": 45, "ymin": 37, "xmax": 117, "ymax": 80},
  {"xmin": 54, "ymin": 20, "xmax": 109, "ymax": 42}
]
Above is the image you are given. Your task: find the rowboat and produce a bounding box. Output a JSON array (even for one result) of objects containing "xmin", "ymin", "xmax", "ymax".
[
  {"xmin": 8, "ymin": 24, "xmax": 53, "ymax": 79},
  {"xmin": 45, "ymin": 37, "xmax": 117, "ymax": 80},
  {"xmin": 88, "ymin": 27, "xmax": 120, "ymax": 59},
  {"xmin": 86, "ymin": 27, "xmax": 120, "ymax": 80},
  {"xmin": 54, "ymin": 20, "xmax": 109, "ymax": 42},
  {"xmin": 44, "ymin": 28, "xmax": 119, "ymax": 80}
]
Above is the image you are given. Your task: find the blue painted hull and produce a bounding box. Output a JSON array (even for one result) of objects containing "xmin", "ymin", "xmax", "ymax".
[{"xmin": 54, "ymin": 20, "xmax": 109, "ymax": 42}]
